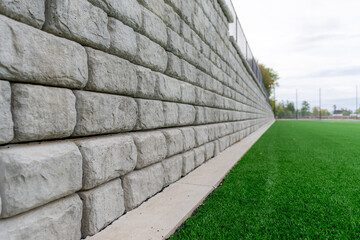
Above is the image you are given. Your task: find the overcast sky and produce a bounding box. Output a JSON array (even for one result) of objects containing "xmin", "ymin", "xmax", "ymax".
[{"xmin": 232, "ymin": 0, "xmax": 360, "ymax": 112}]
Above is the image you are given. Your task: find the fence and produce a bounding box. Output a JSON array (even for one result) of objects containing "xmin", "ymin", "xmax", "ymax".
[{"xmin": 224, "ymin": 0, "xmax": 269, "ymax": 100}]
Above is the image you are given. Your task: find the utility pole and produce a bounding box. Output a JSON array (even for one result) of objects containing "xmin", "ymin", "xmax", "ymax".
[
  {"xmin": 296, "ymin": 89, "xmax": 298, "ymax": 119},
  {"xmin": 319, "ymin": 88, "xmax": 321, "ymax": 120},
  {"xmin": 356, "ymin": 85, "xmax": 358, "ymax": 114}
]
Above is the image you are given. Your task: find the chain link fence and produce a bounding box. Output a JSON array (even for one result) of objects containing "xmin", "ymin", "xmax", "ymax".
[{"xmin": 225, "ymin": 0, "xmax": 269, "ymax": 101}]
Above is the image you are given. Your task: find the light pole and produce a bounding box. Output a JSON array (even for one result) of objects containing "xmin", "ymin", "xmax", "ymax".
[
  {"xmin": 319, "ymin": 88, "xmax": 321, "ymax": 120},
  {"xmin": 296, "ymin": 89, "xmax": 298, "ymax": 119}
]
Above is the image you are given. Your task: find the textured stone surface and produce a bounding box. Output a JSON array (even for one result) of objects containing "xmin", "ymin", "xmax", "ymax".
[
  {"xmin": 180, "ymin": 127, "xmax": 196, "ymax": 151},
  {"xmin": 167, "ymin": 28, "xmax": 184, "ymax": 56},
  {"xmin": 0, "ymin": 142, "xmax": 82, "ymax": 218},
  {"xmin": 194, "ymin": 146, "xmax": 205, "ymax": 167},
  {"xmin": 131, "ymin": 131, "xmax": 167, "ymax": 169},
  {"xmin": 86, "ymin": 48, "xmax": 137, "ymax": 96},
  {"xmin": 162, "ymin": 129, "xmax": 184, "ymax": 157},
  {"xmin": 0, "ymin": 195, "xmax": 82, "ymax": 240},
  {"xmin": 0, "ymin": 0, "xmax": 45, "ymax": 28},
  {"xmin": 136, "ymin": 66, "xmax": 157, "ymax": 98},
  {"xmin": 194, "ymin": 125, "xmax": 209, "ymax": 146},
  {"xmin": 162, "ymin": 155, "xmax": 182, "ymax": 186},
  {"xmin": 164, "ymin": 4, "xmax": 181, "ymax": 33},
  {"xmin": 166, "ymin": 52, "xmax": 182, "ymax": 78},
  {"xmin": 181, "ymin": 82, "xmax": 196, "ymax": 104},
  {"xmin": 11, "ymin": 84, "xmax": 76, "ymax": 142},
  {"xmin": 0, "ymin": 80, "xmax": 13, "ymax": 144},
  {"xmin": 89, "ymin": 0, "xmax": 142, "ymax": 30},
  {"xmin": 0, "ymin": 15, "xmax": 87, "ymax": 88},
  {"xmin": 178, "ymin": 104, "xmax": 196, "ymax": 125},
  {"xmin": 136, "ymin": 99, "xmax": 165, "ymax": 129},
  {"xmin": 76, "ymin": 135, "xmax": 137, "ymax": 190},
  {"xmin": 163, "ymin": 102, "xmax": 179, "ymax": 127},
  {"xmin": 138, "ymin": 0, "xmax": 165, "ymax": 19},
  {"xmin": 141, "ymin": 7, "xmax": 167, "ymax": 47},
  {"xmin": 122, "ymin": 163, "xmax": 164, "ymax": 210},
  {"xmin": 79, "ymin": 179, "xmax": 125, "ymax": 238},
  {"xmin": 43, "ymin": 0, "xmax": 110, "ymax": 49},
  {"xmin": 156, "ymin": 75, "xmax": 182, "ymax": 102},
  {"xmin": 204, "ymin": 142, "xmax": 215, "ymax": 160},
  {"xmin": 73, "ymin": 91, "xmax": 137, "ymax": 136},
  {"xmin": 182, "ymin": 150, "xmax": 195, "ymax": 176},
  {"xmin": 108, "ymin": 17, "xmax": 137, "ymax": 61},
  {"xmin": 135, "ymin": 34, "xmax": 168, "ymax": 73}
]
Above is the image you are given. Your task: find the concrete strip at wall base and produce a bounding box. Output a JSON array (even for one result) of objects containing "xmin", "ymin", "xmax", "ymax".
[{"xmin": 86, "ymin": 120, "xmax": 275, "ymax": 240}]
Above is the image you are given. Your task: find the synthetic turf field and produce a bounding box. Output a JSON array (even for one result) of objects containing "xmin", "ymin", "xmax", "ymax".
[{"xmin": 170, "ymin": 121, "xmax": 360, "ymax": 239}]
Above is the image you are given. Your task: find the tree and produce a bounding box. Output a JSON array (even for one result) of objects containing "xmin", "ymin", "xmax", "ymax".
[
  {"xmin": 259, "ymin": 63, "xmax": 279, "ymax": 96},
  {"xmin": 341, "ymin": 108, "xmax": 352, "ymax": 116},
  {"xmin": 321, "ymin": 109, "xmax": 330, "ymax": 116},
  {"xmin": 300, "ymin": 101, "xmax": 311, "ymax": 117},
  {"xmin": 333, "ymin": 105, "xmax": 337, "ymax": 114},
  {"xmin": 312, "ymin": 107, "xmax": 319, "ymax": 117}
]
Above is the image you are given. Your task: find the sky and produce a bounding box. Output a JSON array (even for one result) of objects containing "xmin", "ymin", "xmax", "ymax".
[{"xmin": 231, "ymin": 0, "xmax": 360, "ymax": 112}]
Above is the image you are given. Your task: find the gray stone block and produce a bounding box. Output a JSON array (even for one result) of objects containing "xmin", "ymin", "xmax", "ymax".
[
  {"xmin": 73, "ymin": 91, "xmax": 137, "ymax": 136},
  {"xmin": 219, "ymin": 135, "xmax": 230, "ymax": 152},
  {"xmin": 162, "ymin": 129, "xmax": 184, "ymax": 157},
  {"xmin": 162, "ymin": 155, "xmax": 182, "ymax": 186},
  {"xmin": 43, "ymin": 0, "xmax": 110, "ymax": 49},
  {"xmin": 0, "ymin": 194, "xmax": 82, "ymax": 240},
  {"xmin": 138, "ymin": 0, "xmax": 165, "ymax": 19},
  {"xmin": 178, "ymin": 104, "xmax": 196, "ymax": 125},
  {"xmin": 88, "ymin": 0, "xmax": 142, "ymax": 30},
  {"xmin": 182, "ymin": 150, "xmax": 195, "ymax": 176},
  {"xmin": 195, "ymin": 106, "xmax": 206, "ymax": 124},
  {"xmin": 180, "ymin": 82, "xmax": 196, "ymax": 104},
  {"xmin": 181, "ymin": 60, "xmax": 197, "ymax": 85},
  {"xmin": 163, "ymin": 4, "xmax": 181, "ymax": 33},
  {"xmin": 194, "ymin": 146, "xmax": 205, "ymax": 167},
  {"xmin": 136, "ymin": 99, "xmax": 165, "ymax": 129},
  {"xmin": 0, "ymin": 15, "xmax": 88, "ymax": 88},
  {"xmin": 0, "ymin": 142, "xmax": 82, "ymax": 218},
  {"xmin": 163, "ymin": 102, "xmax": 179, "ymax": 127},
  {"xmin": 79, "ymin": 179, "xmax": 125, "ymax": 238},
  {"xmin": 141, "ymin": 7, "xmax": 167, "ymax": 47},
  {"xmin": 122, "ymin": 163, "xmax": 164, "ymax": 211},
  {"xmin": 194, "ymin": 125, "xmax": 209, "ymax": 146},
  {"xmin": 108, "ymin": 17, "xmax": 137, "ymax": 61},
  {"xmin": 136, "ymin": 66, "xmax": 157, "ymax": 98},
  {"xmin": 167, "ymin": 28, "xmax": 184, "ymax": 56},
  {"xmin": 166, "ymin": 52, "xmax": 182, "ymax": 78},
  {"xmin": 204, "ymin": 142, "xmax": 215, "ymax": 161},
  {"xmin": 156, "ymin": 75, "xmax": 182, "ymax": 102},
  {"xmin": 11, "ymin": 84, "xmax": 76, "ymax": 142},
  {"xmin": 0, "ymin": 0, "xmax": 45, "ymax": 28},
  {"xmin": 75, "ymin": 134, "xmax": 137, "ymax": 190},
  {"xmin": 85, "ymin": 48, "xmax": 137, "ymax": 96},
  {"xmin": 180, "ymin": 127, "xmax": 196, "ymax": 151},
  {"xmin": 0, "ymin": 80, "xmax": 13, "ymax": 144},
  {"xmin": 135, "ymin": 33, "xmax": 168, "ymax": 73},
  {"xmin": 131, "ymin": 131, "xmax": 167, "ymax": 169},
  {"xmin": 180, "ymin": 20, "xmax": 192, "ymax": 42}
]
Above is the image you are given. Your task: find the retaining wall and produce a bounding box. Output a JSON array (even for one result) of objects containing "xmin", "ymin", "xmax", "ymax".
[{"xmin": 0, "ymin": 0, "xmax": 274, "ymax": 239}]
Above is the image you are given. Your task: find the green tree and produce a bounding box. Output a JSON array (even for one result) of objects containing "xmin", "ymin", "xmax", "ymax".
[
  {"xmin": 341, "ymin": 108, "xmax": 352, "ymax": 116},
  {"xmin": 321, "ymin": 109, "xmax": 330, "ymax": 116},
  {"xmin": 300, "ymin": 101, "xmax": 311, "ymax": 117},
  {"xmin": 259, "ymin": 63, "xmax": 279, "ymax": 96},
  {"xmin": 312, "ymin": 107, "xmax": 319, "ymax": 117}
]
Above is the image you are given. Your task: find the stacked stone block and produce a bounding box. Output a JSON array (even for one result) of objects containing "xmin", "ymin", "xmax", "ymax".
[{"xmin": 0, "ymin": 0, "xmax": 274, "ymax": 239}]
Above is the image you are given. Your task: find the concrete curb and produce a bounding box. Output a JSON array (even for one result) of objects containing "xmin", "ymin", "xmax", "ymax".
[{"xmin": 87, "ymin": 120, "xmax": 275, "ymax": 240}]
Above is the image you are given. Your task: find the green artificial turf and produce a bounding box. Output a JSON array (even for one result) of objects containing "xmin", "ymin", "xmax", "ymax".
[{"xmin": 170, "ymin": 121, "xmax": 360, "ymax": 240}]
